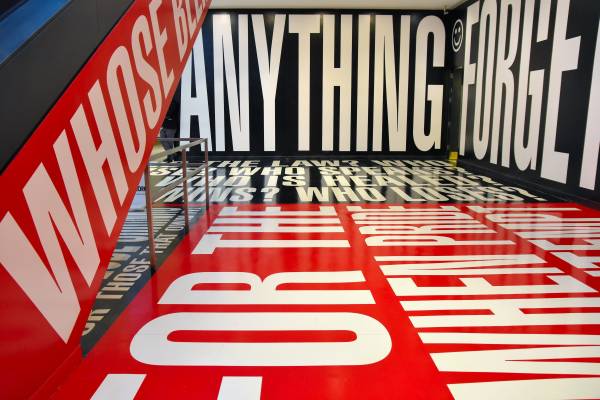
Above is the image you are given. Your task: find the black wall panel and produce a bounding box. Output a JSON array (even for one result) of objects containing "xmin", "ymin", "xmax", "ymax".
[
  {"xmin": 0, "ymin": 0, "xmax": 134, "ymax": 171},
  {"xmin": 447, "ymin": 0, "xmax": 600, "ymax": 202},
  {"xmin": 3, "ymin": 0, "xmax": 599, "ymax": 204}
]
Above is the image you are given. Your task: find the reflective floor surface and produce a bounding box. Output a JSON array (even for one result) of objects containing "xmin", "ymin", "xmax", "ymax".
[{"xmin": 55, "ymin": 159, "xmax": 600, "ymax": 399}]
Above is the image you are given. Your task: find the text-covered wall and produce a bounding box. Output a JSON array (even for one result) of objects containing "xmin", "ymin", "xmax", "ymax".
[
  {"xmin": 180, "ymin": 11, "xmax": 448, "ymax": 154},
  {"xmin": 450, "ymin": 0, "xmax": 600, "ymax": 201},
  {"xmin": 0, "ymin": 0, "xmax": 209, "ymax": 397}
]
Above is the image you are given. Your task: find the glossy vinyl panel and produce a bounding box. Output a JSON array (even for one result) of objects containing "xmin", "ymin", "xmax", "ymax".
[{"xmin": 53, "ymin": 202, "xmax": 600, "ymax": 399}]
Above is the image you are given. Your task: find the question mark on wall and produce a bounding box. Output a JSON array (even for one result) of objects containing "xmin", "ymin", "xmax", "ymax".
[{"xmin": 261, "ymin": 187, "xmax": 280, "ymax": 202}]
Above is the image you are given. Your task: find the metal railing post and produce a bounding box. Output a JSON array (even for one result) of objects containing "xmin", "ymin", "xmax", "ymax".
[
  {"xmin": 143, "ymin": 137, "xmax": 208, "ymax": 268},
  {"xmin": 181, "ymin": 148, "xmax": 190, "ymax": 229},
  {"xmin": 144, "ymin": 164, "xmax": 157, "ymax": 268}
]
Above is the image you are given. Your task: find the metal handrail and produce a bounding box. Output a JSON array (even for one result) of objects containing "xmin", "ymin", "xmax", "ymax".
[{"xmin": 144, "ymin": 137, "xmax": 210, "ymax": 267}]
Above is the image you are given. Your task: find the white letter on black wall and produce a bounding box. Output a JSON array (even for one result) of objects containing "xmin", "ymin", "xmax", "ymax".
[
  {"xmin": 413, "ymin": 16, "xmax": 445, "ymax": 152},
  {"xmin": 473, "ymin": 0, "xmax": 497, "ymax": 161},
  {"xmin": 213, "ymin": 14, "xmax": 250, "ymax": 151},
  {"xmin": 540, "ymin": 0, "xmax": 580, "ymax": 183},
  {"xmin": 289, "ymin": 15, "xmax": 321, "ymax": 151},
  {"xmin": 253, "ymin": 14, "xmax": 286, "ymax": 151},
  {"xmin": 490, "ymin": 0, "xmax": 520, "ymax": 166},
  {"xmin": 514, "ymin": 0, "xmax": 549, "ymax": 171},
  {"xmin": 180, "ymin": 31, "xmax": 212, "ymax": 149},
  {"xmin": 580, "ymin": 18, "xmax": 600, "ymax": 190},
  {"xmin": 459, "ymin": 2, "xmax": 480, "ymax": 155},
  {"xmin": 323, "ymin": 15, "xmax": 353, "ymax": 151},
  {"xmin": 356, "ymin": 15, "xmax": 371, "ymax": 152},
  {"xmin": 373, "ymin": 15, "xmax": 410, "ymax": 151}
]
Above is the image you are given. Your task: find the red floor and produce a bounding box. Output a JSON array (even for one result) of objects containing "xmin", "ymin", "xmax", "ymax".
[{"xmin": 51, "ymin": 203, "xmax": 600, "ymax": 399}]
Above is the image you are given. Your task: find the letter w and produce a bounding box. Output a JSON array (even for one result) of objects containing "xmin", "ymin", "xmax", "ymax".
[{"xmin": 0, "ymin": 133, "xmax": 99, "ymax": 342}]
